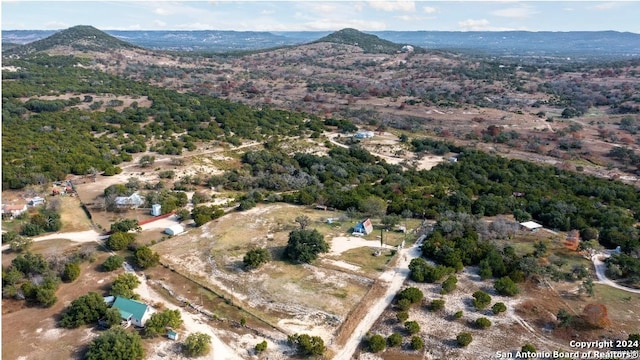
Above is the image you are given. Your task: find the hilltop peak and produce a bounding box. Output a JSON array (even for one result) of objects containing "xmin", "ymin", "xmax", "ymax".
[
  {"xmin": 6, "ymin": 25, "xmax": 137, "ymax": 55},
  {"xmin": 313, "ymin": 28, "xmax": 415, "ymax": 54}
]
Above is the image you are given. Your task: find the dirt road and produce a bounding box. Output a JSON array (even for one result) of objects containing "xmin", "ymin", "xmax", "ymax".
[
  {"xmin": 332, "ymin": 236, "xmax": 424, "ymax": 360},
  {"xmin": 591, "ymin": 252, "xmax": 640, "ymax": 294}
]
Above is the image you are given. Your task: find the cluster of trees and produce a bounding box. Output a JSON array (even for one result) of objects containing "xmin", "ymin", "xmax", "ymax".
[
  {"xmin": 60, "ymin": 292, "xmax": 109, "ymax": 328},
  {"xmin": 20, "ymin": 208, "xmax": 62, "ymax": 237},
  {"xmin": 287, "ymin": 333, "xmax": 325, "ymax": 356},
  {"xmin": 86, "ymin": 328, "xmax": 144, "ymax": 360},
  {"xmin": 2, "ymin": 249, "xmax": 90, "ymax": 307},
  {"xmin": 219, "ymin": 144, "xmax": 638, "ymax": 266},
  {"xmin": 191, "ymin": 204, "xmax": 225, "ymax": 227}
]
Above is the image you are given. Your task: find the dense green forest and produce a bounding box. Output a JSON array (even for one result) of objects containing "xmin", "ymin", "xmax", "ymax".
[{"xmin": 2, "ymin": 54, "xmax": 324, "ymax": 189}]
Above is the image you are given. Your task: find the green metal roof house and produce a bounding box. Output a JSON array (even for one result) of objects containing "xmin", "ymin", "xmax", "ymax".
[{"xmin": 111, "ymin": 297, "xmax": 153, "ymax": 327}]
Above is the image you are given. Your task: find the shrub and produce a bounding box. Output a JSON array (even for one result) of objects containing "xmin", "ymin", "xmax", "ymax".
[
  {"xmin": 368, "ymin": 334, "xmax": 386, "ymax": 352},
  {"xmin": 102, "ymin": 255, "xmax": 125, "ymax": 272},
  {"xmin": 255, "ymin": 340, "xmax": 268, "ymax": 353},
  {"xmin": 398, "ymin": 287, "xmax": 424, "ymax": 304},
  {"xmin": 453, "ymin": 310, "xmax": 463, "ymax": 319},
  {"xmin": 440, "ymin": 275, "xmax": 457, "ymax": 294},
  {"xmin": 396, "ymin": 311, "xmax": 409, "ymax": 323},
  {"xmin": 405, "ymin": 321, "xmax": 420, "ymax": 335},
  {"xmin": 492, "ymin": 302, "xmax": 507, "ymax": 314},
  {"xmin": 106, "ymin": 231, "xmax": 136, "ymax": 251},
  {"xmin": 472, "ymin": 291, "xmax": 492, "ymax": 310},
  {"xmin": 397, "ymin": 298, "xmax": 411, "ymax": 311},
  {"xmin": 410, "ymin": 336, "xmax": 424, "ymax": 351},
  {"xmin": 430, "ymin": 299, "xmax": 445, "ymax": 312},
  {"xmin": 456, "ymin": 332, "xmax": 473, "ymax": 347},
  {"xmin": 62, "ymin": 261, "xmax": 81, "ymax": 282},
  {"xmin": 243, "ymin": 248, "xmax": 271, "ymax": 269},
  {"xmin": 476, "ymin": 317, "xmax": 492, "ymax": 329},
  {"xmin": 134, "ymin": 246, "xmax": 159, "ymax": 269},
  {"xmin": 288, "ymin": 333, "xmax": 325, "ymax": 356},
  {"xmin": 110, "ymin": 273, "xmax": 140, "ymax": 299},
  {"xmin": 145, "ymin": 309, "xmax": 183, "ymax": 337},
  {"xmin": 183, "ymin": 332, "xmax": 212, "ymax": 357},
  {"xmin": 521, "ymin": 344, "xmax": 537, "ymax": 353},
  {"xmin": 495, "ymin": 276, "xmax": 519, "ymax": 296},
  {"xmin": 387, "ymin": 333, "xmax": 402, "ymax": 347},
  {"xmin": 86, "ymin": 328, "xmax": 144, "ymax": 360}
]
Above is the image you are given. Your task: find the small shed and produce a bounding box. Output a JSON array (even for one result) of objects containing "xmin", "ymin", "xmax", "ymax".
[
  {"xmin": 151, "ymin": 204, "xmax": 162, "ymax": 216},
  {"xmin": 167, "ymin": 328, "xmax": 179, "ymax": 341},
  {"xmin": 353, "ymin": 218, "xmax": 374, "ymax": 235},
  {"xmin": 520, "ymin": 221, "xmax": 542, "ymax": 232},
  {"xmin": 103, "ymin": 295, "xmax": 116, "ymax": 306},
  {"xmin": 164, "ymin": 224, "xmax": 184, "ymax": 236}
]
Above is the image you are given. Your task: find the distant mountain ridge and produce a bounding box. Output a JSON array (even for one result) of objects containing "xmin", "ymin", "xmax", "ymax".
[{"xmin": 3, "ymin": 26, "xmax": 640, "ymax": 58}]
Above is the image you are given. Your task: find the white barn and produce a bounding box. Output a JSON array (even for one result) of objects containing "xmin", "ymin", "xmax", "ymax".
[
  {"xmin": 164, "ymin": 224, "xmax": 184, "ymax": 236},
  {"xmin": 520, "ymin": 221, "xmax": 543, "ymax": 232}
]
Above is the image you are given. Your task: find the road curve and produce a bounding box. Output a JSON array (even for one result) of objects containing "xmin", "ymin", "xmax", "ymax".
[{"xmin": 591, "ymin": 252, "xmax": 640, "ymax": 294}]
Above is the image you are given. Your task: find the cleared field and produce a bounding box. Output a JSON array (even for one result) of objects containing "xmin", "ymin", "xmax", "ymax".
[
  {"xmin": 151, "ymin": 203, "xmax": 404, "ymax": 338},
  {"xmin": 58, "ymin": 196, "xmax": 94, "ymax": 232}
]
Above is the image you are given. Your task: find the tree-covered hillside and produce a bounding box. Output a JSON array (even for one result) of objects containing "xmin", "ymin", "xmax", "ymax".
[
  {"xmin": 5, "ymin": 25, "xmax": 137, "ymax": 55},
  {"xmin": 313, "ymin": 28, "xmax": 414, "ymax": 54},
  {"xmin": 1, "ymin": 54, "xmax": 324, "ymax": 189}
]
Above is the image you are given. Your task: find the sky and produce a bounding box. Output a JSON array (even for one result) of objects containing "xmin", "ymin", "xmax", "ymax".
[{"xmin": 2, "ymin": 1, "xmax": 640, "ymax": 33}]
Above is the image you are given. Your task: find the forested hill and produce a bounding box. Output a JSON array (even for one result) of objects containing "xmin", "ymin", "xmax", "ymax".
[
  {"xmin": 5, "ymin": 25, "xmax": 137, "ymax": 56},
  {"xmin": 312, "ymin": 28, "xmax": 417, "ymax": 54}
]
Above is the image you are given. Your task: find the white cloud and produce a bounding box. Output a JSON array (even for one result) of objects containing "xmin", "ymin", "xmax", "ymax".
[
  {"xmin": 422, "ymin": 6, "xmax": 437, "ymax": 14},
  {"xmin": 491, "ymin": 6, "xmax": 538, "ymax": 19},
  {"xmin": 44, "ymin": 21, "xmax": 69, "ymax": 30},
  {"xmin": 154, "ymin": 20, "xmax": 166, "ymax": 27},
  {"xmin": 154, "ymin": 8, "xmax": 171, "ymax": 16},
  {"xmin": 261, "ymin": 9, "xmax": 275, "ymax": 15},
  {"xmin": 304, "ymin": 19, "xmax": 387, "ymax": 31},
  {"xmin": 591, "ymin": 2, "xmax": 619, "ymax": 11},
  {"xmin": 313, "ymin": 4, "xmax": 337, "ymax": 14},
  {"xmin": 368, "ymin": 1, "xmax": 415, "ymax": 12},
  {"xmin": 395, "ymin": 15, "xmax": 436, "ymax": 22},
  {"xmin": 457, "ymin": 18, "xmax": 490, "ymax": 31}
]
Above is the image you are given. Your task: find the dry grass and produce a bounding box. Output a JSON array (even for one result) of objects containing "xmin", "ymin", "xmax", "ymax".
[
  {"xmin": 59, "ymin": 196, "xmax": 94, "ymax": 232},
  {"xmin": 329, "ymin": 247, "xmax": 395, "ymax": 276}
]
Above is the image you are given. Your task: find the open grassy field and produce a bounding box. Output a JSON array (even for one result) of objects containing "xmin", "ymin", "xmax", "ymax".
[{"xmin": 58, "ymin": 196, "xmax": 94, "ymax": 232}]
